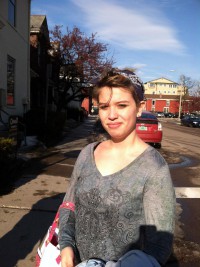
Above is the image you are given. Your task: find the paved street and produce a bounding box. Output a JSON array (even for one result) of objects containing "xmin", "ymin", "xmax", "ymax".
[
  {"xmin": 0, "ymin": 116, "xmax": 199, "ymax": 267},
  {"xmin": 160, "ymin": 120, "xmax": 200, "ymax": 267}
]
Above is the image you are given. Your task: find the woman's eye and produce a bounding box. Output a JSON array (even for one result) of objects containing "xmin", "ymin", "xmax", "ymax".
[
  {"xmin": 118, "ymin": 104, "xmax": 127, "ymax": 108},
  {"xmin": 99, "ymin": 105, "xmax": 108, "ymax": 110}
]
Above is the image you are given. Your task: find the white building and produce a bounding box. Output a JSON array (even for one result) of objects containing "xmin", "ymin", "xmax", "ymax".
[
  {"xmin": 144, "ymin": 77, "xmax": 184, "ymax": 96},
  {"xmin": 0, "ymin": 0, "xmax": 31, "ymax": 127}
]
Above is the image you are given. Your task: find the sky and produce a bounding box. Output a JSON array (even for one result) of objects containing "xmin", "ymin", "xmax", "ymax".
[{"xmin": 31, "ymin": 0, "xmax": 200, "ymax": 84}]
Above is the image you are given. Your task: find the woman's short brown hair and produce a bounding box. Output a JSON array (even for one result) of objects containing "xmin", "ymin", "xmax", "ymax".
[{"xmin": 93, "ymin": 68, "xmax": 145, "ymax": 106}]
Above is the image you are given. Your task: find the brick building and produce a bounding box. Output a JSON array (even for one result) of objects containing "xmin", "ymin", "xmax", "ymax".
[{"xmin": 144, "ymin": 77, "xmax": 187, "ymax": 114}]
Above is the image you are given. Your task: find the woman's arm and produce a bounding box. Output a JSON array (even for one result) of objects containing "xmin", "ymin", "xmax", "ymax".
[
  {"xmin": 143, "ymin": 162, "xmax": 176, "ymax": 265},
  {"xmin": 61, "ymin": 247, "xmax": 75, "ymax": 267},
  {"xmin": 59, "ymin": 144, "xmax": 91, "ymax": 264},
  {"xmin": 59, "ymin": 202, "xmax": 76, "ymax": 252}
]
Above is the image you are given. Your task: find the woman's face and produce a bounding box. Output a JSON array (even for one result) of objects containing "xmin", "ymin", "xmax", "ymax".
[{"xmin": 98, "ymin": 86, "xmax": 143, "ymax": 141}]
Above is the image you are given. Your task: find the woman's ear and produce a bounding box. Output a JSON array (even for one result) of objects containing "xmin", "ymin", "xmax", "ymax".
[{"xmin": 137, "ymin": 101, "xmax": 145, "ymax": 117}]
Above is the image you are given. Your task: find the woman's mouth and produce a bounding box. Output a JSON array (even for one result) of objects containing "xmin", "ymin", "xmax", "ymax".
[{"xmin": 107, "ymin": 123, "xmax": 122, "ymax": 129}]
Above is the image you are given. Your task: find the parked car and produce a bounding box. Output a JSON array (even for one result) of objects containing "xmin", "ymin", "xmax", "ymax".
[
  {"xmin": 136, "ymin": 111, "xmax": 163, "ymax": 148},
  {"xmin": 181, "ymin": 114, "xmax": 200, "ymax": 127},
  {"xmin": 154, "ymin": 111, "xmax": 165, "ymax": 118},
  {"xmin": 164, "ymin": 112, "xmax": 176, "ymax": 118}
]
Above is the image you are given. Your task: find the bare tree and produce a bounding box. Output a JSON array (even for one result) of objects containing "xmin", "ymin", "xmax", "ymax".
[
  {"xmin": 50, "ymin": 26, "xmax": 115, "ymax": 111},
  {"xmin": 179, "ymin": 74, "xmax": 195, "ymax": 95},
  {"xmin": 178, "ymin": 77, "xmax": 200, "ymax": 114},
  {"xmin": 190, "ymin": 80, "xmax": 200, "ymax": 113},
  {"xmin": 193, "ymin": 80, "xmax": 200, "ymax": 96}
]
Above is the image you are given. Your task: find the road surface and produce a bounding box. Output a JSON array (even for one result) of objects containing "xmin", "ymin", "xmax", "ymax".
[{"xmin": 161, "ymin": 119, "xmax": 200, "ymax": 266}]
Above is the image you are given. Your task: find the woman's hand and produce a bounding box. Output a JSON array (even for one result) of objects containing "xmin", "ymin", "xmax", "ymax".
[{"xmin": 61, "ymin": 247, "xmax": 75, "ymax": 267}]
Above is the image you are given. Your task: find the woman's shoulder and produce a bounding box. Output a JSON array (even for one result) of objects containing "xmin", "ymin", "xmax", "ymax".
[
  {"xmin": 78, "ymin": 141, "xmax": 100, "ymax": 158},
  {"xmin": 74, "ymin": 142, "xmax": 99, "ymax": 171},
  {"xmin": 143, "ymin": 146, "xmax": 167, "ymax": 168},
  {"xmin": 82, "ymin": 141, "xmax": 100, "ymax": 152}
]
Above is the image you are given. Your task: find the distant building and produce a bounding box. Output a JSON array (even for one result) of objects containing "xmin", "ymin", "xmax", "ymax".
[
  {"xmin": 0, "ymin": 0, "xmax": 31, "ymax": 126},
  {"xmin": 144, "ymin": 77, "xmax": 184, "ymax": 96},
  {"xmin": 144, "ymin": 77, "xmax": 187, "ymax": 114},
  {"xmin": 30, "ymin": 15, "xmax": 51, "ymax": 109}
]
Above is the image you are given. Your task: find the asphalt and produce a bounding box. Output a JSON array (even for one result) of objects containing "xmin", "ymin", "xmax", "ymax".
[{"xmin": 0, "ymin": 116, "xmax": 196, "ymax": 267}]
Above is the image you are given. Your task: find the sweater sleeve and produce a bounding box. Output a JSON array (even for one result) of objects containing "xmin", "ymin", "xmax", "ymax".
[
  {"xmin": 143, "ymin": 159, "xmax": 176, "ymax": 265},
  {"xmin": 58, "ymin": 144, "xmax": 89, "ymax": 253}
]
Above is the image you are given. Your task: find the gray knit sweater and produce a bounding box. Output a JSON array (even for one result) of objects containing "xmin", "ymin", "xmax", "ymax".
[{"xmin": 59, "ymin": 142, "xmax": 176, "ymax": 265}]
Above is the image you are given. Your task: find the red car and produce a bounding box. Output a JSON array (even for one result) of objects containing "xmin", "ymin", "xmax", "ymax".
[{"xmin": 136, "ymin": 111, "xmax": 163, "ymax": 148}]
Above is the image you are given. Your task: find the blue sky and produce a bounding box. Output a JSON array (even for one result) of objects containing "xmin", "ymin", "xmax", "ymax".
[{"xmin": 31, "ymin": 0, "xmax": 200, "ymax": 83}]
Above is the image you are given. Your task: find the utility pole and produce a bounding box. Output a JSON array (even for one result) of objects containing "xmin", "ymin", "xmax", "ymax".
[
  {"xmin": 178, "ymin": 83, "xmax": 185, "ymax": 119},
  {"xmin": 178, "ymin": 92, "xmax": 182, "ymax": 119}
]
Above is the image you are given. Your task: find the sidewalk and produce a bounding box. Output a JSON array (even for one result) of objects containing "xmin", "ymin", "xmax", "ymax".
[{"xmin": 0, "ymin": 116, "xmax": 97, "ymax": 267}]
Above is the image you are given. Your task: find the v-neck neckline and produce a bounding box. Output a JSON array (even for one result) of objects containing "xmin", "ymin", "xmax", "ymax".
[{"xmin": 91, "ymin": 142, "xmax": 152, "ymax": 178}]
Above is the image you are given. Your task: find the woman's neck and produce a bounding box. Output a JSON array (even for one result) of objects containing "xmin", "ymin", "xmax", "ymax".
[{"xmin": 108, "ymin": 132, "xmax": 141, "ymax": 151}]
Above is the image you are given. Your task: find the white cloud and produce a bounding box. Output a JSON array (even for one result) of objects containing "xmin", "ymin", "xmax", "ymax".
[
  {"xmin": 71, "ymin": 0, "xmax": 186, "ymax": 54},
  {"xmin": 133, "ymin": 63, "xmax": 147, "ymax": 69}
]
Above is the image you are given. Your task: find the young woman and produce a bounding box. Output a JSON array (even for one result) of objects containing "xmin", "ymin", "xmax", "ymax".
[{"xmin": 59, "ymin": 69, "xmax": 176, "ymax": 267}]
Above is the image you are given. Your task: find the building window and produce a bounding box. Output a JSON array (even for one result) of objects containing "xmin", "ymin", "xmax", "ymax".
[
  {"xmin": 152, "ymin": 100, "xmax": 155, "ymax": 106},
  {"xmin": 7, "ymin": 55, "xmax": 15, "ymax": 106},
  {"xmin": 166, "ymin": 100, "xmax": 170, "ymax": 106},
  {"xmin": 149, "ymin": 83, "xmax": 155, "ymax": 87},
  {"xmin": 169, "ymin": 84, "xmax": 176, "ymax": 88},
  {"xmin": 8, "ymin": 0, "xmax": 16, "ymax": 27}
]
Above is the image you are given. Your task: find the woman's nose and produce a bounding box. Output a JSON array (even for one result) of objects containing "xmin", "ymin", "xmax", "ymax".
[{"xmin": 108, "ymin": 107, "xmax": 118, "ymax": 119}]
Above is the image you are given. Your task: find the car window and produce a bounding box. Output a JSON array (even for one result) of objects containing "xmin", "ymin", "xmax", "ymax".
[
  {"xmin": 184, "ymin": 115, "xmax": 189, "ymax": 119},
  {"xmin": 191, "ymin": 117, "xmax": 200, "ymax": 121},
  {"xmin": 140, "ymin": 113, "xmax": 157, "ymax": 119}
]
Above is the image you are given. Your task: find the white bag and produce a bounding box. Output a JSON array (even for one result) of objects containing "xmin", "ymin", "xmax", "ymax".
[
  {"xmin": 39, "ymin": 242, "xmax": 61, "ymax": 267},
  {"xmin": 36, "ymin": 213, "xmax": 61, "ymax": 267},
  {"xmin": 35, "ymin": 202, "xmax": 75, "ymax": 267}
]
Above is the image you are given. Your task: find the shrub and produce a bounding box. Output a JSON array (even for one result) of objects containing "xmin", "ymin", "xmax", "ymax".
[
  {"xmin": 0, "ymin": 137, "xmax": 15, "ymax": 161},
  {"xmin": 0, "ymin": 138, "xmax": 24, "ymax": 194}
]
